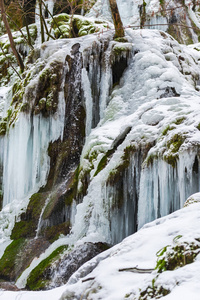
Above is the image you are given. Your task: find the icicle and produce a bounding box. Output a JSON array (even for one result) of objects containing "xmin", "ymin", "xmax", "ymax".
[
  {"xmin": 82, "ymin": 68, "xmax": 93, "ymax": 136},
  {"xmin": 138, "ymin": 150, "xmax": 200, "ymax": 229},
  {"xmin": 99, "ymin": 47, "xmax": 112, "ymax": 119}
]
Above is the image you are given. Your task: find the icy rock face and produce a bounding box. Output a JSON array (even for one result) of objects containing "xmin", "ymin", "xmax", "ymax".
[
  {"xmin": 72, "ymin": 29, "xmax": 200, "ymax": 245},
  {"xmin": 1, "ymin": 23, "xmax": 200, "ymax": 288},
  {"xmin": 26, "ymin": 242, "xmax": 109, "ymax": 290},
  {"xmin": 0, "ymin": 32, "xmax": 129, "ymax": 241}
]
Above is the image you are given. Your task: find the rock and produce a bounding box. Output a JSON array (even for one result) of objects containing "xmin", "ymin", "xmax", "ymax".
[{"xmin": 184, "ymin": 193, "xmax": 200, "ymax": 207}]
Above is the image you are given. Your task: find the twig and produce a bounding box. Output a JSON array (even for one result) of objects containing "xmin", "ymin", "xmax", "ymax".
[
  {"xmin": 119, "ymin": 267, "xmax": 154, "ymax": 273},
  {"xmin": 6, "ymin": 14, "xmax": 34, "ymax": 49},
  {"xmin": 41, "ymin": 0, "xmax": 64, "ymax": 38},
  {"xmin": 82, "ymin": 277, "xmax": 95, "ymax": 282}
]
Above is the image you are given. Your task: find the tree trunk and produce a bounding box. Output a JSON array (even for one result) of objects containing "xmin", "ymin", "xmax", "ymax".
[
  {"xmin": 0, "ymin": 0, "xmax": 24, "ymax": 72},
  {"xmin": 108, "ymin": 0, "xmax": 124, "ymax": 38},
  {"xmin": 39, "ymin": 0, "xmax": 45, "ymax": 43}
]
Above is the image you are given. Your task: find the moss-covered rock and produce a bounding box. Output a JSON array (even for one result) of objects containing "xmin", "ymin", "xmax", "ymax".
[
  {"xmin": 107, "ymin": 144, "xmax": 136, "ymax": 183},
  {"xmin": 0, "ymin": 238, "xmax": 26, "ymax": 281},
  {"xmin": 162, "ymin": 124, "xmax": 175, "ymax": 136},
  {"xmin": 163, "ymin": 153, "xmax": 178, "ymax": 168},
  {"xmin": 138, "ymin": 283, "xmax": 170, "ymax": 299},
  {"xmin": 162, "ymin": 133, "xmax": 185, "ymax": 167},
  {"xmin": 94, "ymin": 149, "xmax": 115, "ymax": 177},
  {"xmin": 184, "ymin": 193, "xmax": 200, "ymax": 207},
  {"xmin": 0, "ymin": 237, "xmax": 50, "ymax": 282},
  {"xmin": 155, "ymin": 239, "xmax": 200, "ymax": 273},
  {"xmin": 31, "ymin": 61, "xmax": 63, "ymax": 116},
  {"xmin": 11, "ymin": 192, "xmax": 47, "ymax": 240},
  {"xmin": 166, "ymin": 133, "xmax": 185, "ymax": 153},
  {"xmin": 26, "ymin": 245, "xmax": 68, "ymax": 290},
  {"xmin": 26, "ymin": 242, "xmax": 109, "ymax": 290},
  {"xmin": 41, "ymin": 222, "xmax": 70, "ymax": 243},
  {"xmin": 0, "ymin": 119, "xmax": 7, "ymax": 136},
  {"xmin": 145, "ymin": 153, "xmax": 158, "ymax": 167},
  {"xmin": 50, "ymin": 13, "xmax": 109, "ymax": 39}
]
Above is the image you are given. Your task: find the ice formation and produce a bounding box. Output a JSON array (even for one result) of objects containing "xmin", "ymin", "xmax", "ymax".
[{"xmin": 0, "ymin": 0, "xmax": 200, "ymax": 294}]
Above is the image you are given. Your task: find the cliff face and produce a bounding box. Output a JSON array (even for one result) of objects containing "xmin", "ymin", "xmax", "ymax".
[{"xmin": 0, "ymin": 0, "xmax": 200, "ymax": 291}]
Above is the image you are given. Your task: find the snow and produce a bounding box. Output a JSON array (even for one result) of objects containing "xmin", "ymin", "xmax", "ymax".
[
  {"xmin": 60, "ymin": 200, "xmax": 200, "ymax": 299},
  {"xmin": 1, "ymin": 0, "xmax": 200, "ymax": 297},
  {"xmin": 1, "ymin": 198, "xmax": 200, "ymax": 299},
  {"xmin": 72, "ymin": 28, "xmax": 200, "ymax": 244},
  {"xmin": 0, "ymin": 285, "xmax": 66, "ymax": 300}
]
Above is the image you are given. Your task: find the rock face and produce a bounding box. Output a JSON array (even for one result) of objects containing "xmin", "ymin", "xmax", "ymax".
[
  {"xmin": 26, "ymin": 242, "xmax": 109, "ymax": 290},
  {"xmin": 0, "ymin": 0, "xmax": 200, "ymax": 291}
]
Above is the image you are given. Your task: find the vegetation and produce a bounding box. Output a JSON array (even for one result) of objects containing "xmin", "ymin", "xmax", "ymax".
[
  {"xmin": 138, "ymin": 236, "xmax": 200, "ymax": 299},
  {"xmin": 11, "ymin": 192, "xmax": 47, "ymax": 239},
  {"xmin": 0, "ymin": 238, "xmax": 26, "ymax": 281},
  {"xmin": 166, "ymin": 133, "xmax": 184, "ymax": 153},
  {"xmin": 138, "ymin": 283, "xmax": 170, "ymax": 299},
  {"xmin": 107, "ymin": 145, "xmax": 136, "ymax": 183},
  {"xmin": 26, "ymin": 245, "xmax": 68, "ymax": 290},
  {"xmin": 0, "ymin": 0, "xmax": 24, "ymax": 72},
  {"xmin": 156, "ymin": 238, "xmax": 200, "ymax": 273}
]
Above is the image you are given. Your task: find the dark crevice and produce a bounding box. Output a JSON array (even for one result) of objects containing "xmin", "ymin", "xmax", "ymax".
[
  {"xmin": 112, "ymin": 56, "xmax": 128, "ymax": 87},
  {"xmin": 193, "ymin": 156, "xmax": 199, "ymax": 174}
]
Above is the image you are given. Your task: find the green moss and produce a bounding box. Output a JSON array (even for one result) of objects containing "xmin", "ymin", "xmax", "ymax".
[
  {"xmin": 163, "ymin": 153, "xmax": 178, "ymax": 168},
  {"xmin": 174, "ymin": 117, "xmax": 186, "ymax": 125},
  {"xmin": 11, "ymin": 193, "xmax": 47, "ymax": 239},
  {"xmin": 145, "ymin": 153, "xmax": 158, "ymax": 167},
  {"xmin": 167, "ymin": 133, "xmax": 184, "ymax": 153},
  {"xmin": 88, "ymin": 149, "xmax": 99, "ymax": 163},
  {"xmin": 41, "ymin": 222, "xmax": 70, "ymax": 243},
  {"xmin": 54, "ymin": 25, "xmax": 70, "ymax": 39},
  {"xmin": 156, "ymin": 241, "xmax": 200, "ymax": 273},
  {"xmin": 51, "ymin": 14, "xmax": 103, "ymax": 39},
  {"xmin": 197, "ymin": 123, "xmax": 200, "ymax": 131},
  {"xmin": 0, "ymin": 119, "xmax": 7, "ymax": 136},
  {"xmin": 162, "ymin": 125, "xmax": 175, "ymax": 136},
  {"xmin": 73, "ymin": 17, "xmax": 98, "ymax": 37},
  {"xmin": 139, "ymin": 284, "xmax": 170, "ymax": 299},
  {"xmin": 11, "ymin": 220, "xmax": 35, "ymax": 240},
  {"xmin": 28, "ymin": 24, "xmax": 38, "ymax": 41},
  {"xmin": 114, "ymin": 37, "xmax": 128, "ymax": 43},
  {"xmin": 94, "ymin": 149, "xmax": 114, "ymax": 177},
  {"xmin": 21, "ymin": 102, "xmax": 30, "ymax": 112},
  {"xmin": 51, "ymin": 13, "xmax": 70, "ymax": 29},
  {"xmin": 113, "ymin": 45, "xmax": 129, "ymax": 56},
  {"xmin": 0, "ymin": 238, "xmax": 26, "ymax": 281},
  {"xmin": 28, "ymin": 193, "xmax": 47, "ymax": 219},
  {"xmin": 108, "ymin": 145, "xmax": 136, "ymax": 183},
  {"xmin": 26, "ymin": 245, "xmax": 68, "ymax": 290}
]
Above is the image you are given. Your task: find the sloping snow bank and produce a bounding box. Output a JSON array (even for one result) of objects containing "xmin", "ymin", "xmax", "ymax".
[
  {"xmin": 0, "ymin": 285, "xmax": 66, "ymax": 300},
  {"xmin": 59, "ymin": 194, "xmax": 200, "ymax": 299}
]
